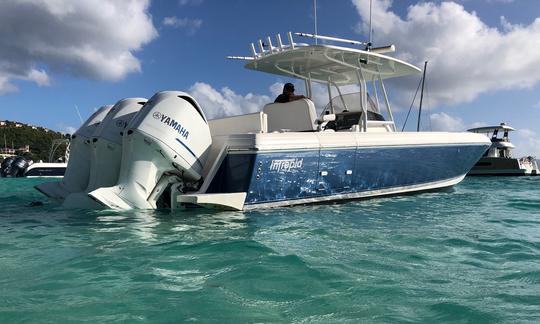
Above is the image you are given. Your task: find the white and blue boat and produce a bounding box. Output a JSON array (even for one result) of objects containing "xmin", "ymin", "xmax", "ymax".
[
  {"xmin": 36, "ymin": 32, "xmax": 491, "ymax": 210},
  {"xmin": 467, "ymin": 123, "xmax": 539, "ymax": 176}
]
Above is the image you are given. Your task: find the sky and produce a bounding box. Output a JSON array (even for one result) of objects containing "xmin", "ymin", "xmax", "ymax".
[{"xmin": 0, "ymin": 0, "xmax": 539, "ymax": 156}]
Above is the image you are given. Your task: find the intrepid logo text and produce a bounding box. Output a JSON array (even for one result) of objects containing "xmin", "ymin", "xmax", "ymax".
[
  {"xmin": 155, "ymin": 112, "xmax": 189, "ymax": 139},
  {"xmin": 269, "ymin": 158, "xmax": 303, "ymax": 172}
]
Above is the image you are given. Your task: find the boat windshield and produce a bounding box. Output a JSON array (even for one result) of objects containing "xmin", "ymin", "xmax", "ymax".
[{"xmin": 322, "ymin": 92, "xmax": 380, "ymax": 115}]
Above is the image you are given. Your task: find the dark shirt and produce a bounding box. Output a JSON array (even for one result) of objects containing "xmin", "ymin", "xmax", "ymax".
[{"xmin": 274, "ymin": 94, "xmax": 290, "ymax": 103}]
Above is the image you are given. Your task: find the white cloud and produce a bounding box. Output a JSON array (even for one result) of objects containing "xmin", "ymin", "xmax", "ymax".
[
  {"xmin": 429, "ymin": 112, "xmax": 465, "ymax": 131},
  {"xmin": 514, "ymin": 129, "xmax": 540, "ymax": 157},
  {"xmin": 188, "ymin": 82, "xmax": 272, "ymax": 119},
  {"xmin": 535, "ymin": 101, "xmax": 540, "ymax": 109},
  {"xmin": 64, "ymin": 126, "xmax": 78, "ymax": 135},
  {"xmin": 162, "ymin": 17, "xmax": 203, "ymax": 35},
  {"xmin": 469, "ymin": 121, "xmax": 488, "ymax": 129},
  {"xmin": 0, "ymin": 0, "xmax": 157, "ymax": 93},
  {"xmin": 269, "ymin": 82, "xmax": 284, "ymax": 96},
  {"xmin": 267, "ymin": 81, "xmax": 347, "ymax": 113},
  {"xmin": 187, "ymin": 81, "xmax": 367, "ymax": 120},
  {"xmin": 178, "ymin": 0, "xmax": 203, "ymax": 6},
  {"xmin": 26, "ymin": 69, "xmax": 50, "ymax": 87},
  {"xmin": 352, "ymin": 0, "xmax": 540, "ymax": 107},
  {"xmin": 0, "ymin": 76, "xmax": 17, "ymax": 95}
]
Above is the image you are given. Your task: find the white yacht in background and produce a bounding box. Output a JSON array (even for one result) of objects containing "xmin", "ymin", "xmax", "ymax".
[
  {"xmin": 23, "ymin": 138, "xmax": 69, "ymax": 177},
  {"xmin": 467, "ymin": 123, "xmax": 539, "ymax": 176},
  {"xmin": 36, "ymin": 32, "xmax": 491, "ymax": 210}
]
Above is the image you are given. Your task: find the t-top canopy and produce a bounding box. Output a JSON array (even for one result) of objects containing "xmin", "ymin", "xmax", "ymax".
[
  {"xmin": 243, "ymin": 44, "xmax": 421, "ymax": 85},
  {"xmin": 468, "ymin": 124, "xmax": 515, "ymax": 133}
]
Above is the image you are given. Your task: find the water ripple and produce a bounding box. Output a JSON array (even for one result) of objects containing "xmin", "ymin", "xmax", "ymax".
[{"xmin": 0, "ymin": 177, "xmax": 539, "ymax": 322}]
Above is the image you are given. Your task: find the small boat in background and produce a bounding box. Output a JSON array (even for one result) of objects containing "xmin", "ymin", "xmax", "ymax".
[
  {"xmin": 467, "ymin": 123, "xmax": 539, "ymax": 176},
  {"xmin": 0, "ymin": 139, "xmax": 69, "ymax": 178}
]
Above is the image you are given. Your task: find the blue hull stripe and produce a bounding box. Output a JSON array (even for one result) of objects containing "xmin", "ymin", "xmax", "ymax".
[
  {"xmin": 175, "ymin": 138, "xmax": 203, "ymax": 168},
  {"xmin": 241, "ymin": 144, "xmax": 487, "ymax": 205}
]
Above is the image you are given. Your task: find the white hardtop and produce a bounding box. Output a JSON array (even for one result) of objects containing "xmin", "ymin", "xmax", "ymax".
[
  {"xmin": 468, "ymin": 124, "xmax": 515, "ymax": 133},
  {"xmin": 244, "ymin": 43, "xmax": 420, "ymax": 84},
  {"xmin": 226, "ymin": 32, "xmax": 425, "ymax": 133}
]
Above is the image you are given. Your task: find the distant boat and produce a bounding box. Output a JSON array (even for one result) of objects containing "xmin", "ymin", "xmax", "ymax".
[
  {"xmin": 23, "ymin": 161, "xmax": 67, "ymax": 178},
  {"xmin": 467, "ymin": 123, "xmax": 539, "ymax": 176},
  {"xmin": 0, "ymin": 139, "xmax": 68, "ymax": 178}
]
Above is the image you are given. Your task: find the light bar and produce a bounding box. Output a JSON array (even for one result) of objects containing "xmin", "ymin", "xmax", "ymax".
[
  {"xmin": 295, "ymin": 32, "xmax": 368, "ymax": 46},
  {"xmin": 370, "ymin": 45, "xmax": 396, "ymax": 54},
  {"xmin": 226, "ymin": 56, "xmax": 255, "ymax": 61}
]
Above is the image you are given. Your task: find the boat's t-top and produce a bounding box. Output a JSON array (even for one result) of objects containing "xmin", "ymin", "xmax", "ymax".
[
  {"xmin": 468, "ymin": 123, "xmax": 516, "ymax": 158},
  {"xmin": 228, "ymin": 32, "xmax": 421, "ymax": 133}
]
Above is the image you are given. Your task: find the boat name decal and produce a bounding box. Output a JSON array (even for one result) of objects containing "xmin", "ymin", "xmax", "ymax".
[
  {"xmin": 269, "ymin": 158, "xmax": 303, "ymax": 172},
  {"xmin": 153, "ymin": 111, "xmax": 189, "ymax": 139}
]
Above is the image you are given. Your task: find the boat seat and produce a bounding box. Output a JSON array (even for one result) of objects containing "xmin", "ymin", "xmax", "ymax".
[
  {"xmin": 263, "ymin": 98, "xmax": 318, "ymax": 132},
  {"xmin": 209, "ymin": 112, "xmax": 268, "ymax": 136}
]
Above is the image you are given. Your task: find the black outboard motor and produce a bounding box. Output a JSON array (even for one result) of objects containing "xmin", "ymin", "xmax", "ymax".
[
  {"xmin": 6, "ymin": 156, "xmax": 29, "ymax": 177},
  {"xmin": 1, "ymin": 157, "xmax": 15, "ymax": 177}
]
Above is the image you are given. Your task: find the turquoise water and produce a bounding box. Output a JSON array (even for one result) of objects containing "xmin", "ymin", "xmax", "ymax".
[{"xmin": 1, "ymin": 178, "xmax": 539, "ymax": 323}]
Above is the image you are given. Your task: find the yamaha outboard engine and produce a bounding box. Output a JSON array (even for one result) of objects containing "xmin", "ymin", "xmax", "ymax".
[
  {"xmin": 10, "ymin": 156, "xmax": 29, "ymax": 177},
  {"xmin": 89, "ymin": 91, "xmax": 212, "ymax": 210},
  {"xmin": 35, "ymin": 104, "xmax": 113, "ymax": 200},
  {"xmin": 1, "ymin": 157, "xmax": 15, "ymax": 177},
  {"xmin": 62, "ymin": 98, "xmax": 147, "ymax": 208}
]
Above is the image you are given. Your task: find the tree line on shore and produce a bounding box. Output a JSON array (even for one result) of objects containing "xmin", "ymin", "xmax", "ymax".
[{"xmin": 0, "ymin": 121, "xmax": 69, "ymax": 162}]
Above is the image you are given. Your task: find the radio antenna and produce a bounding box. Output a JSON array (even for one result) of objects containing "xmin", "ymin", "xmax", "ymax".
[
  {"xmin": 313, "ymin": 0, "xmax": 318, "ymax": 44},
  {"xmin": 417, "ymin": 61, "xmax": 428, "ymax": 132},
  {"xmin": 368, "ymin": 0, "xmax": 373, "ymax": 49},
  {"xmin": 74, "ymin": 105, "xmax": 84, "ymax": 125}
]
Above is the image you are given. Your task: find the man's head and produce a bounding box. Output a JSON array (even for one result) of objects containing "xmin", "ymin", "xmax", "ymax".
[{"xmin": 283, "ymin": 83, "xmax": 295, "ymax": 95}]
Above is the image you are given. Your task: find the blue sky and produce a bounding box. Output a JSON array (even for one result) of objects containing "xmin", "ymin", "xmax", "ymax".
[{"xmin": 0, "ymin": 0, "xmax": 539, "ymax": 155}]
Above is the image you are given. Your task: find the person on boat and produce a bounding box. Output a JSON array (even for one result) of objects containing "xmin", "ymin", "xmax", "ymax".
[{"xmin": 274, "ymin": 83, "xmax": 306, "ymax": 103}]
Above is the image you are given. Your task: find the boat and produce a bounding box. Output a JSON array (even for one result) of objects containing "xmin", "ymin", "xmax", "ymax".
[
  {"xmin": 467, "ymin": 123, "xmax": 539, "ymax": 176},
  {"xmin": 35, "ymin": 32, "xmax": 491, "ymax": 210},
  {"xmin": 22, "ymin": 138, "xmax": 69, "ymax": 177},
  {"xmin": 0, "ymin": 139, "xmax": 69, "ymax": 178}
]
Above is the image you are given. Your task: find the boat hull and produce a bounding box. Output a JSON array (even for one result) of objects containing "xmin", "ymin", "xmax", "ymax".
[
  {"xmin": 24, "ymin": 163, "xmax": 67, "ymax": 178},
  {"xmin": 468, "ymin": 157, "xmax": 535, "ymax": 176},
  {"xmin": 199, "ymin": 133, "xmax": 490, "ymax": 209}
]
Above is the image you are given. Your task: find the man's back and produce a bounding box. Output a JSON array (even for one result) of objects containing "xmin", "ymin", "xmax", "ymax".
[{"xmin": 274, "ymin": 94, "xmax": 290, "ymax": 103}]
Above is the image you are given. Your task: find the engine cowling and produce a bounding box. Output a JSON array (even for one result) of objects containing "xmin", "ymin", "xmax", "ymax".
[
  {"xmin": 1, "ymin": 157, "xmax": 15, "ymax": 177},
  {"xmin": 35, "ymin": 104, "xmax": 113, "ymax": 200},
  {"xmin": 1, "ymin": 156, "xmax": 29, "ymax": 177},
  {"xmin": 62, "ymin": 98, "xmax": 146, "ymax": 208},
  {"xmin": 89, "ymin": 91, "xmax": 212, "ymax": 209}
]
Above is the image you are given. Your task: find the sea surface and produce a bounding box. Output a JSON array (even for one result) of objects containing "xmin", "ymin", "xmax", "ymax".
[{"xmin": 1, "ymin": 177, "xmax": 539, "ymax": 323}]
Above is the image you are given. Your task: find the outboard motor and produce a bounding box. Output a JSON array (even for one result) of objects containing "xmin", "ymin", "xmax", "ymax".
[
  {"xmin": 89, "ymin": 91, "xmax": 212, "ymax": 210},
  {"xmin": 1, "ymin": 157, "xmax": 15, "ymax": 177},
  {"xmin": 10, "ymin": 156, "xmax": 29, "ymax": 177},
  {"xmin": 62, "ymin": 98, "xmax": 147, "ymax": 208},
  {"xmin": 35, "ymin": 104, "xmax": 113, "ymax": 200}
]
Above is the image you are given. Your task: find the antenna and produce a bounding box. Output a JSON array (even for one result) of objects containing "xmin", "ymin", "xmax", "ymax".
[
  {"xmin": 313, "ymin": 0, "xmax": 318, "ymax": 45},
  {"xmin": 74, "ymin": 105, "xmax": 84, "ymax": 125},
  {"xmin": 295, "ymin": 32, "xmax": 368, "ymax": 46},
  {"xmin": 368, "ymin": 0, "xmax": 373, "ymax": 48},
  {"xmin": 417, "ymin": 61, "xmax": 428, "ymax": 132}
]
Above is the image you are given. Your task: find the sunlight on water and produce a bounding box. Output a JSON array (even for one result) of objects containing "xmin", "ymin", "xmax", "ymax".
[{"xmin": 0, "ymin": 177, "xmax": 539, "ymax": 322}]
